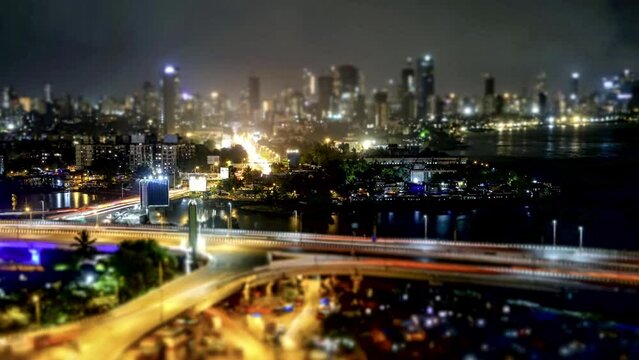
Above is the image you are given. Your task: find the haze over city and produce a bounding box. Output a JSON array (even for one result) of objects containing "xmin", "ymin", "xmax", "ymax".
[{"xmin": 1, "ymin": 0, "xmax": 639, "ymax": 98}]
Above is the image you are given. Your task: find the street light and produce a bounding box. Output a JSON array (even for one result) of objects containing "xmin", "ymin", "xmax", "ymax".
[
  {"xmin": 40, "ymin": 200, "xmax": 45, "ymax": 220},
  {"xmin": 423, "ymin": 215, "xmax": 428, "ymax": 241},
  {"xmin": 32, "ymin": 294, "xmax": 41, "ymax": 326},
  {"xmin": 552, "ymin": 219, "xmax": 557, "ymax": 246},
  {"xmin": 578, "ymin": 226, "xmax": 584, "ymax": 250},
  {"xmin": 25, "ymin": 207, "xmax": 32, "ymax": 222},
  {"xmin": 227, "ymin": 202, "xmax": 232, "ymax": 235}
]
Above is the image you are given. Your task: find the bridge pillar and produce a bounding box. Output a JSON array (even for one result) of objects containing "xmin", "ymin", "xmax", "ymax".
[
  {"xmin": 265, "ymin": 281, "xmax": 274, "ymax": 298},
  {"xmin": 243, "ymin": 282, "xmax": 252, "ymax": 303},
  {"xmin": 351, "ymin": 274, "xmax": 363, "ymax": 293}
]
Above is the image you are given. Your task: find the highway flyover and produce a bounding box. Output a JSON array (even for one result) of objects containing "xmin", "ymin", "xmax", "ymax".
[{"xmin": 1, "ymin": 220, "xmax": 639, "ymax": 359}]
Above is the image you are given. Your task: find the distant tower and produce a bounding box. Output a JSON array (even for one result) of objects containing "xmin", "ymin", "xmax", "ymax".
[
  {"xmin": 317, "ymin": 75, "xmax": 333, "ymax": 116},
  {"xmin": 161, "ymin": 65, "xmax": 180, "ymax": 135},
  {"xmin": 1, "ymin": 87, "xmax": 9, "ymax": 109},
  {"xmin": 417, "ymin": 54, "xmax": 435, "ymax": 117},
  {"xmin": 248, "ymin": 76, "xmax": 261, "ymax": 111},
  {"xmin": 302, "ymin": 69, "xmax": 316, "ymax": 100},
  {"xmin": 482, "ymin": 73, "xmax": 496, "ymax": 116},
  {"xmin": 484, "ymin": 74, "xmax": 495, "ymax": 96},
  {"xmin": 332, "ymin": 65, "xmax": 362, "ymax": 121},
  {"xmin": 373, "ymin": 90, "xmax": 389, "ymax": 129},
  {"xmin": 535, "ymin": 72, "xmax": 548, "ymax": 116},
  {"xmin": 400, "ymin": 57, "xmax": 417, "ymax": 121},
  {"xmin": 569, "ymin": 72, "xmax": 580, "ymax": 102},
  {"xmin": 333, "ymin": 65, "xmax": 360, "ymax": 95},
  {"xmin": 536, "ymin": 72, "xmax": 547, "ymax": 94},
  {"xmin": 44, "ymin": 84, "xmax": 52, "ymax": 104}
]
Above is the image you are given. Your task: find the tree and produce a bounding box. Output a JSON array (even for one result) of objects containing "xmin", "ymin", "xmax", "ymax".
[
  {"xmin": 220, "ymin": 145, "xmax": 248, "ymax": 165},
  {"xmin": 109, "ymin": 239, "xmax": 179, "ymax": 301},
  {"xmin": 71, "ymin": 230, "xmax": 98, "ymax": 260},
  {"xmin": 89, "ymin": 157, "xmax": 120, "ymax": 179}
]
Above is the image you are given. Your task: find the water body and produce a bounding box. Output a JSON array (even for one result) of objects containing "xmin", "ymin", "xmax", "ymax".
[{"xmin": 0, "ymin": 189, "xmax": 110, "ymax": 212}]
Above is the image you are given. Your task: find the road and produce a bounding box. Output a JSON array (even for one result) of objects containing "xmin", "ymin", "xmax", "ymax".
[
  {"xmin": 280, "ymin": 278, "xmax": 321, "ymax": 350},
  {"xmin": 47, "ymin": 188, "xmax": 189, "ymax": 222},
  {"xmin": 1, "ymin": 220, "xmax": 638, "ymax": 277}
]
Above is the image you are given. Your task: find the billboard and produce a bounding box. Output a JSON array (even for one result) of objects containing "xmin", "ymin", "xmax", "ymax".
[
  {"xmin": 220, "ymin": 167, "xmax": 229, "ymax": 180},
  {"xmin": 140, "ymin": 178, "xmax": 169, "ymax": 208},
  {"xmin": 207, "ymin": 155, "xmax": 220, "ymax": 165},
  {"xmin": 189, "ymin": 176, "xmax": 207, "ymax": 192}
]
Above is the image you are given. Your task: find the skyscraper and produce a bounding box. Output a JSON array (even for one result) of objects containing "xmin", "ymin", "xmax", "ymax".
[
  {"xmin": 161, "ymin": 65, "xmax": 180, "ymax": 135},
  {"xmin": 302, "ymin": 69, "xmax": 317, "ymax": 100},
  {"xmin": 570, "ymin": 72, "xmax": 580, "ymax": 101},
  {"xmin": 417, "ymin": 54, "xmax": 435, "ymax": 118},
  {"xmin": 44, "ymin": 83, "xmax": 52, "ymax": 104},
  {"xmin": 331, "ymin": 65, "xmax": 363, "ymax": 121},
  {"xmin": 334, "ymin": 65, "xmax": 359, "ymax": 95},
  {"xmin": 484, "ymin": 74, "xmax": 495, "ymax": 96},
  {"xmin": 482, "ymin": 73, "xmax": 496, "ymax": 116},
  {"xmin": 399, "ymin": 57, "xmax": 417, "ymax": 121},
  {"xmin": 249, "ymin": 76, "xmax": 261, "ymax": 111},
  {"xmin": 535, "ymin": 72, "xmax": 548, "ymax": 116},
  {"xmin": 317, "ymin": 75, "xmax": 333, "ymax": 116},
  {"xmin": 373, "ymin": 90, "xmax": 389, "ymax": 129}
]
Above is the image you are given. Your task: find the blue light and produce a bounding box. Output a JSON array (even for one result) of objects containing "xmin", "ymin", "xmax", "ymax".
[
  {"xmin": 29, "ymin": 249, "xmax": 41, "ymax": 265},
  {"xmin": 164, "ymin": 65, "xmax": 176, "ymax": 75}
]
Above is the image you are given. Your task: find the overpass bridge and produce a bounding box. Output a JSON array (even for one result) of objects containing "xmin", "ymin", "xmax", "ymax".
[
  {"xmin": 1, "ymin": 220, "xmax": 638, "ymax": 277},
  {"xmin": 2, "ymin": 220, "xmax": 639, "ymax": 359}
]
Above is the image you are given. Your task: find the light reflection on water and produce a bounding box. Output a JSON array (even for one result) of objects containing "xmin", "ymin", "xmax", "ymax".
[
  {"xmin": 1, "ymin": 192, "xmax": 107, "ymax": 211},
  {"xmin": 450, "ymin": 123, "xmax": 631, "ymax": 159}
]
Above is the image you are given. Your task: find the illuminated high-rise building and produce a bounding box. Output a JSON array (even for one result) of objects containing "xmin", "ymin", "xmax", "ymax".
[
  {"xmin": 534, "ymin": 72, "xmax": 548, "ymax": 116},
  {"xmin": 161, "ymin": 65, "xmax": 180, "ymax": 135},
  {"xmin": 535, "ymin": 72, "xmax": 547, "ymax": 94},
  {"xmin": 399, "ymin": 57, "xmax": 417, "ymax": 121},
  {"xmin": 569, "ymin": 72, "xmax": 580, "ymax": 102},
  {"xmin": 249, "ymin": 76, "xmax": 261, "ymax": 111},
  {"xmin": 333, "ymin": 65, "xmax": 360, "ymax": 95},
  {"xmin": 373, "ymin": 90, "xmax": 389, "ymax": 129},
  {"xmin": 317, "ymin": 75, "xmax": 333, "ymax": 116},
  {"xmin": 44, "ymin": 83, "xmax": 52, "ymax": 104},
  {"xmin": 417, "ymin": 54, "xmax": 435, "ymax": 117},
  {"xmin": 330, "ymin": 65, "xmax": 363, "ymax": 121},
  {"xmin": 302, "ymin": 69, "xmax": 317, "ymax": 100}
]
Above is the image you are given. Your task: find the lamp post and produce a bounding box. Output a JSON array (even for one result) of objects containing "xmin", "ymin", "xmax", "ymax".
[
  {"xmin": 40, "ymin": 200, "xmax": 45, "ymax": 220},
  {"xmin": 25, "ymin": 207, "xmax": 32, "ymax": 222},
  {"xmin": 578, "ymin": 226, "xmax": 583, "ymax": 250},
  {"xmin": 227, "ymin": 202, "xmax": 232, "ymax": 235},
  {"xmin": 552, "ymin": 219, "xmax": 557, "ymax": 246},
  {"xmin": 423, "ymin": 215, "xmax": 428, "ymax": 241},
  {"xmin": 32, "ymin": 294, "xmax": 41, "ymax": 326}
]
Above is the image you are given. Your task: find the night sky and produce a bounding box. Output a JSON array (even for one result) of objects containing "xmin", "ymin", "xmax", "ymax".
[{"xmin": 1, "ymin": 0, "xmax": 638, "ymax": 100}]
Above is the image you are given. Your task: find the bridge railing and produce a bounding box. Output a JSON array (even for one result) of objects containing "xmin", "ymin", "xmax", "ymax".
[{"xmin": 2, "ymin": 219, "xmax": 639, "ymax": 262}]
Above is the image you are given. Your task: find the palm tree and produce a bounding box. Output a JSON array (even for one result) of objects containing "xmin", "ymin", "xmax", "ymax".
[{"xmin": 71, "ymin": 230, "xmax": 98, "ymax": 259}]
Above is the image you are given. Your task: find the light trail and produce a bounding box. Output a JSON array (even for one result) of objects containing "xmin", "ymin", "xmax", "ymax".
[{"xmin": 232, "ymin": 133, "xmax": 273, "ymax": 174}]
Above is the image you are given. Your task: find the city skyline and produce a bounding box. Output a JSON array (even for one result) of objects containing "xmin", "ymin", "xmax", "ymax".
[{"xmin": 1, "ymin": 0, "xmax": 638, "ymax": 99}]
